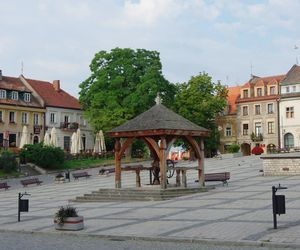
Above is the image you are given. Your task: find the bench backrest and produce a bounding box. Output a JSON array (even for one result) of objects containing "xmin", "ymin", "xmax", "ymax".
[
  {"xmin": 205, "ymin": 172, "xmax": 230, "ymax": 180},
  {"xmin": 73, "ymin": 172, "xmax": 89, "ymax": 177},
  {"xmin": 21, "ymin": 178, "xmax": 40, "ymax": 184}
]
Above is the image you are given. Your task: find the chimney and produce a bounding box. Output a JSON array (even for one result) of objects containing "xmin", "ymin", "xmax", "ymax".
[
  {"xmin": 53, "ymin": 80, "xmax": 60, "ymax": 91},
  {"xmin": 0, "ymin": 70, "xmax": 2, "ymax": 80}
]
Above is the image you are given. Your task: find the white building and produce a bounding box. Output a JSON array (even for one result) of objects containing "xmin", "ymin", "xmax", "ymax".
[
  {"xmin": 279, "ymin": 65, "xmax": 300, "ymax": 148},
  {"xmin": 21, "ymin": 76, "xmax": 94, "ymax": 151}
]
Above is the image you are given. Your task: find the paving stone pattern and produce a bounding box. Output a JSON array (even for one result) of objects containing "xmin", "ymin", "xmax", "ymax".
[{"xmin": 1, "ymin": 155, "xmax": 300, "ymax": 247}]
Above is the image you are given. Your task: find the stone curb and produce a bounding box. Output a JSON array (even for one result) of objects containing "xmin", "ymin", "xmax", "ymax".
[{"xmin": 1, "ymin": 229, "xmax": 300, "ymax": 249}]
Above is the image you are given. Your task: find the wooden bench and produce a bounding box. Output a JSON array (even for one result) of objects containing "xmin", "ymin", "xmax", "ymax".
[
  {"xmin": 204, "ymin": 172, "xmax": 230, "ymax": 185},
  {"xmin": 20, "ymin": 178, "xmax": 43, "ymax": 187},
  {"xmin": 0, "ymin": 182, "xmax": 11, "ymax": 190},
  {"xmin": 72, "ymin": 171, "xmax": 91, "ymax": 180}
]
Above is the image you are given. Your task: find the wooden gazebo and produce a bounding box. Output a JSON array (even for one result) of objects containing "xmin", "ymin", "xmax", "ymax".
[{"xmin": 109, "ymin": 101, "xmax": 209, "ymax": 189}]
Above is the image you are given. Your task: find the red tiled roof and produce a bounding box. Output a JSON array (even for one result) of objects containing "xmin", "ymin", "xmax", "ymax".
[
  {"xmin": 0, "ymin": 76, "xmax": 31, "ymax": 92},
  {"xmin": 227, "ymin": 86, "xmax": 241, "ymax": 114},
  {"xmin": 241, "ymin": 74, "xmax": 285, "ymax": 89},
  {"xmin": 25, "ymin": 78, "xmax": 81, "ymax": 110}
]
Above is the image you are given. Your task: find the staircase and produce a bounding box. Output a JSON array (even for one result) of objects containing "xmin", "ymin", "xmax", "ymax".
[{"xmin": 73, "ymin": 187, "xmax": 212, "ymax": 202}]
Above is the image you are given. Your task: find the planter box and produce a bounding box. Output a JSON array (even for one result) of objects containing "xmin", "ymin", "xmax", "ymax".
[
  {"xmin": 221, "ymin": 152, "xmax": 243, "ymax": 159},
  {"xmin": 54, "ymin": 216, "xmax": 84, "ymax": 231}
]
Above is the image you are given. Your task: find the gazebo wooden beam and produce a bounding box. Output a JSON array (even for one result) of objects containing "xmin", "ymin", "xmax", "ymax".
[
  {"xmin": 144, "ymin": 137, "xmax": 160, "ymax": 158},
  {"xmin": 109, "ymin": 129, "xmax": 209, "ymax": 138},
  {"xmin": 185, "ymin": 135, "xmax": 205, "ymax": 187}
]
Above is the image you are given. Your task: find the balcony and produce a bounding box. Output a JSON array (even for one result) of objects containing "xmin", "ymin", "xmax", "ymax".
[
  {"xmin": 251, "ymin": 132, "xmax": 263, "ymax": 142},
  {"xmin": 60, "ymin": 122, "xmax": 79, "ymax": 131}
]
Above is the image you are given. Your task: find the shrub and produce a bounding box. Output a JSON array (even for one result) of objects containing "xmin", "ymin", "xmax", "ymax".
[
  {"xmin": 55, "ymin": 205, "xmax": 78, "ymax": 225},
  {"xmin": 226, "ymin": 144, "xmax": 240, "ymax": 153},
  {"xmin": 20, "ymin": 143, "xmax": 64, "ymax": 169},
  {"xmin": 0, "ymin": 150, "xmax": 18, "ymax": 173},
  {"xmin": 251, "ymin": 146, "xmax": 264, "ymax": 155}
]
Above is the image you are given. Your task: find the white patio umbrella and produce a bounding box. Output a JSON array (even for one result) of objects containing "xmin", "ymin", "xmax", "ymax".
[
  {"xmin": 43, "ymin": 131, "xmax": 51, "ymax": 146},
  {"xmin": 19, "ymin": 125, "xmax": 29, "ymax": 148},
  {"xmin": 70, "ymin": 132, "xmax": 77, "ymax": 154},
  {"xmin": 99, "ymin": 130, "xmax": 106, "ymax": 152},
  {"xmin": 76, "ymin": 128, "xmax": 84, "ymax": 152},
  {"xmin": 50, "ymin": 127, "xmax": 58, "ymax": 147},
  {"xmin": 93, "ymin": 132, "xmax": 101, "ymax": 154}
]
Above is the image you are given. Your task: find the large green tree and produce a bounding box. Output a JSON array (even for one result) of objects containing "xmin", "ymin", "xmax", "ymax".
[
  {"xmin": 174, "ymin": 72, "xmax": 228, "ymax": 155},
  {"xmin": 79, "ymin": 48, "xmax": 176, "ymax": 134}
]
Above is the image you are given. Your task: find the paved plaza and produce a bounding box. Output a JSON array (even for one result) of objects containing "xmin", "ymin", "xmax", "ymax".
[{"xmin": 1, "ymin": 155, "xmax": 300, "ymax": 248}]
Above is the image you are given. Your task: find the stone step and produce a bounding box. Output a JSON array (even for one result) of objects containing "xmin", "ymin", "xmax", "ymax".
[{"xmin": 74, "ymin": 187, "xmax": 212, "ymax": 202}]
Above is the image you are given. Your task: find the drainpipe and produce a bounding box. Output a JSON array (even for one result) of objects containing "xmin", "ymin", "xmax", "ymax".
[{"xmin": 277, "ymin": 96, "xmax": 281, "ymax": 148}]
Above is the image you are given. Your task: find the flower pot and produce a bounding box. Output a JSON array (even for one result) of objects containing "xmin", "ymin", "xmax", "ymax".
[{"xmin": 54, "ymin": 216, "xmax": 84, "ymax": 231}]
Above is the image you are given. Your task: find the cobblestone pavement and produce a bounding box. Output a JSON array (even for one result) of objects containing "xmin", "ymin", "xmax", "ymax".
[{"xmin": 1, "ymin": 155, "xmax": 300, "ymax": 248}]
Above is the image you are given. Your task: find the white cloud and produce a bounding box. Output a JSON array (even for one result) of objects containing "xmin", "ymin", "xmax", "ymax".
[{"xmin": 122, "ymin": 0, "xmax": 183, "ymax": 26}]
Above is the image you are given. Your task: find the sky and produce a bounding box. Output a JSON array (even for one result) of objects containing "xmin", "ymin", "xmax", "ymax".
[{"xmin": 1, "ymin": 0, "xmax": 300, "ymax": 98}]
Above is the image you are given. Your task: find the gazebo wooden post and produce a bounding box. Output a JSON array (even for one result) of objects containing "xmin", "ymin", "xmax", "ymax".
[
  {"xmin": 198, "ymin": 137, "xmax": 205, "ymax": 187},
  {"xmin": 159, "ymin": 137, "xmax": 167, "ymax": 189},
  {"xmin": 114, "ymin": 138, "xmax": 122, "ymax": 188}
]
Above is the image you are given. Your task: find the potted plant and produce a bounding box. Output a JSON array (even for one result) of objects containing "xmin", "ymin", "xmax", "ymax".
[
  {"xmin": 54, "ymin": 205, "xmax": 84, "ymax": 231},
  {"xmin": 54, "ymin": 173, "xmax": 65, "ymax": 183}
]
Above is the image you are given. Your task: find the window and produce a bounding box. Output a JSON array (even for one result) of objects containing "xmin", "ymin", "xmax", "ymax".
[
  {"xmin": 255, "ymin": 122, "xmax": 262, "ymax": 136},
  {"xmin": 0, "ymin": 89, "xmax": 6, "ymax": 99},
  {"xmin": 286, "ymin": 107, "xmax": 294, "ymax": 118},
  {"xmin": 292, "ymin": 86, "xmax": 297, "ymax": 92},
  {"xmin": 257, "ymin": 88, "xmax": 262, "ymax": 96},
  {"xmin": 11, "ymin": 91, "xmax": 18, "ymax": 100},
  {"xmin": 9, "ymin": 112, "xmax": 15, "ymax": 123},
  {"xmin": 243, "ymin": 124, "xmax": 249, "ymax": 135},
  {"xmin": 255, "ymin": 105, "xmax": 261, "ymax": 115},
  {"xmin": 64, "ymin": 115, "xmax": 69, "ymax": 123},
  {"xmin": 286, "ymin": 86, "xmax": 290, "ymax": 93},
  {"xmin": 243, "ymin": 89, "xmax": 249, "ymax": 98},
  {"xmin": 21, "ymin": 112, "xmax": 28, "ymax": 124},
  {"xmin": 33, "ymin": 114, "xmax": 39, "ymax": 125},
  {"xmin": 268, "ymin": 122, "xmax": 275, "ymax": 134},
  {"xmin": 64, "ymin": 136, "xmax": 70, "ymax": 151},
  {"xmin": 24, "ymin": 93, "xmax": 31, "ymax": 102},
  {"xmin": 0, "ymin": 133, "xmax": 3, "ymax": 147},
  {"xmin": 267, "ymin": 103, "xmax": 274, "ymax": 114},
  {"xmin": 225, "ymin": 125, "xmax": 232, "ymax": 137},
  {"xmin": 50, "ymin": 113, "xmax": 56, "ymax": 123},
  {"xmin": 0, "ymin": 111, "xmax": 2, "ymax": 122},
  {"xmin": 270, "ymin": 86, "xmax": 275, "ymax": 95},
  {"xmin": 242, "ymin": 106, "xmax": 248, "ymax": 116},
  {"xmin": 9, "ymin": 134, "xmax": 16, "ymax": 147}
]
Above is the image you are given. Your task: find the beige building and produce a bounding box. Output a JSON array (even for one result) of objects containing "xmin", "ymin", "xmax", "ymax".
[
  {"xmin": 0, "ymin": 71, "xmax": 45, "ymax": 149},
  {"xmin": 236, "ymin": 75, "xmax": 285, "ymax": 155},
  {"xmin": 217, "ymin": 86, "xmax": 240, "ymax": 153}
]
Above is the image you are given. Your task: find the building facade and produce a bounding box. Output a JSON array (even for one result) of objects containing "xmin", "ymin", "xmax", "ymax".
[
  {"xmin": 23, "ymin": 77, "xmax": 94, "ymax": 151},
  {"xmin": 0, "ymin": 71, "xmax": 45, "ymax": 149},
  {"xmin": 279, "ymin": 65, "xmax": 300, "ymax": 149},
  {"xmin": 216, "ymin": 86, "xmax": 240, "ymax": 153},
  {"xmin": 236, "ymin": 75, "xmax": 285, "ymax": 155}
]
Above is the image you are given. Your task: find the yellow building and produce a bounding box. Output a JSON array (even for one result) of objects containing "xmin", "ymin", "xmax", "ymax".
[{"xmin": 0, "ymin": 71, "xmax": 45, "ymax": 149}]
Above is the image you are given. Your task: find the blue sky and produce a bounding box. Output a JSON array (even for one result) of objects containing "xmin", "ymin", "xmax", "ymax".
[{"xmin": 1, "ymin": 0, "xmax": 300, "ymax": 97}]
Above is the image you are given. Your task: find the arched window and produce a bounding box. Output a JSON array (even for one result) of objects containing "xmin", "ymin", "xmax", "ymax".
[{"xmin": 284, "ymin": 133, "xmax": 294, "ymax": 148}]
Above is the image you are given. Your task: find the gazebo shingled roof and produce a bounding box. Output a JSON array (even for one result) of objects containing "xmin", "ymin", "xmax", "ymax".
[
  {"xmin": 109, "ymin": 102, "xmax": 209, "ymax": 189},
  {"xmin": 110, "ymin": 104, "xmax": 209, "ymax": 137}
]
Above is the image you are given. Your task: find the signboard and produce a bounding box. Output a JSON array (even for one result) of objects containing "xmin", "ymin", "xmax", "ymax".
[{"xmin": 34, "ymin": 126, "xmax": 41, "ymax": 134}]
